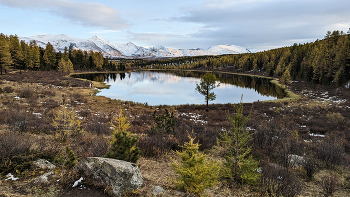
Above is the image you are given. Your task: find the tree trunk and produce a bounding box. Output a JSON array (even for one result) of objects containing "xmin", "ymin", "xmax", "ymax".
[
  {"xmin": 206, "ymin": 88, "xmax": 209, "ymax": 111},
  {"xmin": 234, "ymin": 130, "xmax": 239, "ymax": 182}
]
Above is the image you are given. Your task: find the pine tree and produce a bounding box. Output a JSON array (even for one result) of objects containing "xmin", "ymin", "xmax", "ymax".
[
  {"xmin": 104, "ymin": 110, "xmax": 140, "ymax": 163},
  {"xmin": 0, "ymin": 34, "xmax": 12, "ymax": 75},
  {"xmin": 9, "ymin": 35, "xmax": 23, "ymax": 69},
  {"xmin": 29, "ymin": 43, "xmax": 40, "ymax": 70},
  {"xmin": 43, "ymin": 42, "xmax": 57, "ymax": 70},
  {"xmin": 148, "ymin": 109, "xmax": 177, "ymax": 136},
  {"xmin": 172, "ymin": 133, "xmax": 220, "ymax": 196},
  {"xmin": 218, "ymin": 96, "xmax": 260, "ymax": 185},
  {"xmin": 195, "ymin": 72, "xmax": 220, "ymax": 111},
  {"xmin": 64, "ymin": 146, "xmax": 76, "ymax": 169}
]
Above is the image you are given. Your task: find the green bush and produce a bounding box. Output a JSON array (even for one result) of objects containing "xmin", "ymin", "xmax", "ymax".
[
  {"xmin": 148, "ymin": 109, "xmax": 177, "ymax": 136},
  {"xmin": 172, "ymin": 133, "xmax": 220, "ymax": 196},
  {"xmin": 104, "ymin": 110, "xmax": 141, "ymax": 163}
]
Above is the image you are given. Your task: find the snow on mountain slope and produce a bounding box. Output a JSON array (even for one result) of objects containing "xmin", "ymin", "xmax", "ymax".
[{"xmin": 19, "ymin": 34, "xmax": 251, "ymax": 58}]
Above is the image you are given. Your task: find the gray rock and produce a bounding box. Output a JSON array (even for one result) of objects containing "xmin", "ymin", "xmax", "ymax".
[
  {"xmin": 152, "ymin": 186, "xmax": 165, "ymax": 196},
  {"xmin": 33, "ymin": 159, "xmax": 56, "ymax": 170},
  {"xmin": 288, "ymin": 154, "xmax": 305, "ymax": 167},
  {"xmin": 33, "ymin": 171, "xmax": 54, "ymax": 185},
  {"xmin": 76, "ymin": 157, "xmax": 143, "ymax": 197}
]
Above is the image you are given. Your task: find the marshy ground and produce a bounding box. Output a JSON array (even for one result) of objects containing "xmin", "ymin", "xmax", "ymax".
[{"xmin": 0, "ymin": 69, "xmax": 350, "ymax": 196}]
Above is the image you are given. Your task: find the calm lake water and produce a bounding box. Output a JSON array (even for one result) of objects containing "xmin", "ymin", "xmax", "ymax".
[{"xmin": 72, "ymin": 70, "xmax": 286, "ymax": 106}]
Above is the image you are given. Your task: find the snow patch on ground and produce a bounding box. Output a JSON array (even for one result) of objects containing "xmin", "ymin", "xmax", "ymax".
[{"xmin": 5, "ymin": 173, "xmax": 19, "ymax": 181}]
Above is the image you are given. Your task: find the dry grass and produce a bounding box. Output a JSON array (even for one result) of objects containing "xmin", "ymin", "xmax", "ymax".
[{"xmin": 1, "ymin": 69, "xmax": 350, "ymax": 196}]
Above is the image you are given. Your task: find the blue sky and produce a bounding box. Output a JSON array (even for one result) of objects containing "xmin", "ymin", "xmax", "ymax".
[{"xmin": 1, "ymin": 0, "xmax": 350, "ymax": 51}]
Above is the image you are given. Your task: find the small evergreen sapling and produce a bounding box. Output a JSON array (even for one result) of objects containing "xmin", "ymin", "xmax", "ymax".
[
  {"xmin": 148, "ymin": 109, "xmax": 177, "ymax": 136},
  {"xmin": 53, "ymin": 146, "xmax": 76, "ymax": 170},
  {"xmin": 218, "ymin": 96, "xmax": 260, "ymax": 185},
  {"xmin": 172, "ymin": 133, "xmax": 220, "ymax": 196},
  {"xmin": 104, "ymin": 110, "xmax": 141, "ymax": 163},
  {"xmin": 65, "ymin": 146, "xmax": 76, "ymax": 169}
]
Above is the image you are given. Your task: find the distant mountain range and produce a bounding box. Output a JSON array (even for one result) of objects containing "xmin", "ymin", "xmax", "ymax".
[{"xmin": 19, "ymin": 34, "xmax": 253, "ymax": 58}]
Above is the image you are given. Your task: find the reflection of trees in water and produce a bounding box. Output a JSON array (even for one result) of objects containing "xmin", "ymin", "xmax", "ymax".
[
  {"xmin": 73, "ymin": 71, "xmax": 286, "ymax": 98},
  {"xmin": 120, "ymin": 73, "xmax": 125, "ymax": 80},
  {"xmin": 150, "ymin": 70, "xmax": 286, "ymax": 98}
]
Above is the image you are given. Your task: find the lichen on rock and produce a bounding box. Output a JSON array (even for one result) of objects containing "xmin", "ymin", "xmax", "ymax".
[{"xmin": 75, "ymin": 157, "xmax": 143, "ymax": 196}]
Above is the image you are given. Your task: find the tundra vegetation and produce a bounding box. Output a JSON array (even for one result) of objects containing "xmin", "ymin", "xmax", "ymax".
[{"xmin": 0, "ymin": 31, "xmax": 350, "ymax": 196}]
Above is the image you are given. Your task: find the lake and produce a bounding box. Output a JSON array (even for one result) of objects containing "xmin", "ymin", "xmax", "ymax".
[{"xmin": 72, "ymin": 70, "xmax": 286, "ymax": 106}]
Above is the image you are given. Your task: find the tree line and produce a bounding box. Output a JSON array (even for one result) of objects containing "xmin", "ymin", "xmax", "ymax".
[
  {"xmin": 0, "ymin": 33, "xmax": 125, "ymax": 73},
  {"xmin": 135, "ymin": 30, "xmax": 350, "ymax": 86},
  {"xmin": 2, "ymin": 31, "xmax": 350, "ymax": 86}
]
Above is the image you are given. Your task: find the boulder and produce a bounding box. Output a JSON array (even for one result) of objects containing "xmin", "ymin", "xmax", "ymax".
[
  {"xmin": 33, "ymin": 171, "xmax": 54, "ymax": 185},
  {"xmin": 33, "ymin": 159, "xmax": 56, "ymax": 170},
  {"xmin": 288, "ymin": 154, "xmax": 305, "ymax": 167},
  {"xmin": 152, "ymin": 186, "xmax": 165, "ymax": 196},
  {"xmin": 75, "ymin": 157, "xmax": 143, "ymax": 196}
]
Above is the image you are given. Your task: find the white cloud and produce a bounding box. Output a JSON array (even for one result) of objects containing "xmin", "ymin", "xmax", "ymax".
[
  {"xmin": 173, "ymin": 0, "xmax": 350, "ymax": 50},
  {"xmin": 0, "ymin": 0, "xmax": 129, "ymax": 30}
]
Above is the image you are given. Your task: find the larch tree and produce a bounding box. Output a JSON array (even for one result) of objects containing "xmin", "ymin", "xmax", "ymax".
[
  {"xmin": 195, "ymin": 72, "xmax": 220, "ymax": 111},
  {"xmin": 0, "ymin": 34, "xmax": 12, "ymax": 75},
  {"xmin": 58, "ymin": 58, "xmax": 74, "ymax": 73},
  {"xmin": 9, "ymin": 35, "xmax": 23, "ymax": 69},
  {"xmin": 43, "ymin": 42, "xmax": 57, "ymax": 70}
]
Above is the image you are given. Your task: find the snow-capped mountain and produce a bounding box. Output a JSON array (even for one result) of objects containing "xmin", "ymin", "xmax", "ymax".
[{"xmin": 19, "ymin": 34, "xmax": 252, "ymax": 58}]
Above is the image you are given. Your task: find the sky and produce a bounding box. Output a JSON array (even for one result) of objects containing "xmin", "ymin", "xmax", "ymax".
[{"xmin": 1, "ymin": 0, "xmax": 350, "ymax": 51}]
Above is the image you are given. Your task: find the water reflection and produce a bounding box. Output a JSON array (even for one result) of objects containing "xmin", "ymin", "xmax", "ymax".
[{"xmin": 72, "ymin": 71, "xmax": 286, "ymax": 105}]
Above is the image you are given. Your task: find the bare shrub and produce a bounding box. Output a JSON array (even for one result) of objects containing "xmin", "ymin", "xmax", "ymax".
[
  {"xmin": 258, "ymin": 164, "xmax": 302, "ymax": 197},
  {"xmin": 79, "ymin": 109, "xmax": 91, "ymax": 117},
  {"xmin": 319, "ymin": 174, "xmax": 339, "ymax": 197},
  {"xmin": 137, "ymin": 135, "xmax": 179, "ymax": 157},
  {"xmin": 4, "ymin": 86, "xmax": 14, "ymax": 93},
  {"xmin": 176, "ymin": 120, "xmax": 218, "ymax": 150},
  {"xmin": 4, "ymin": 109, "xmax": 29, "ymax": 131},
  {"xmin": 42, "ymin": 99, "xmax": 60, "ymax": 109},
  {"xmin": 326, "ymin": 112, "xmax": 345, "ymax": 123},
  {"xmin": 72, "ymin": 134, "xmax": 108, "ymax": 159},
  {"xmin": 315, "ymin": 140, "xmax": 343, "ymax": 167},
  {"xmin": 17, "ymin": 87, "xmax": 34, "ymax": 98},
  {"xmin": 302, "ymin": 157, "xmax": 318, "ymax": 181},
  {"xmin": 85, "ymin": 122, "xmax": 110, "ymax": 135},
  {"xmin": 0, "ymin": 131, "xmax": 31, "ymax": 160}
]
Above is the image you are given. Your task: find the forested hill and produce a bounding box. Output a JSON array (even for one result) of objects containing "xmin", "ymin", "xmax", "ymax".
[
  {"xmin": 1, "ymin": 30, "xmax": 350, "ymax": 86},
  {"xmin": 0, "ymin": 33, "xmax": 111, "ymax": 73},
  {"xmin": 134, "ymin": 30, "xmax": 350, "ymax": 87}
]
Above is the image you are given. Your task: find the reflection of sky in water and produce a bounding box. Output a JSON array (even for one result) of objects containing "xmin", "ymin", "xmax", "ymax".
[{"xmin": 97, "ymin": 71, "xmax": 276, "ymax": 105}]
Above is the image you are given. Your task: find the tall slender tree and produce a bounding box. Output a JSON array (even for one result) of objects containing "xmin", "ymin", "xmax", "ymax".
[
  {"xmin": 9, "ymin": 35, "xmax": 23, "ymax": 69},
  {"xmin": 0, "ymin": 34, "xmax": 12, "ymax": 74},
  {"xmin": 43, "ymin": 42, "xmax": 57, "ymax": 70}
]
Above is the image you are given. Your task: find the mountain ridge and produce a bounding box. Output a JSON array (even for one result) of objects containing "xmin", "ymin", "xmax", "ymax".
[{"xmin": 19, "ymin": 34, "xmax": 252, "ymax": 58}]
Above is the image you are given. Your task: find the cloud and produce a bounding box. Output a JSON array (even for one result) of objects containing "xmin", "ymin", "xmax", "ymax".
[
  {"xmin": 173, "ymin": 0, "xmax": 350, "ymax": 50},
  {"xmin": 0, "ymin": 0, "xmax": 129, "ymax": 30}
]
